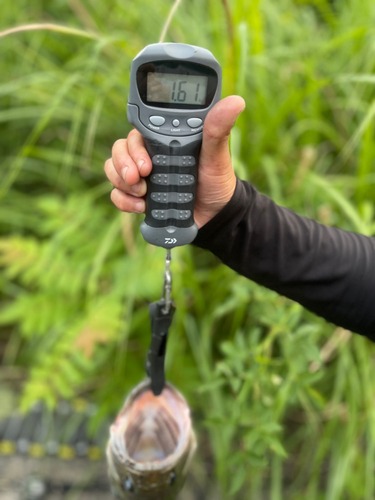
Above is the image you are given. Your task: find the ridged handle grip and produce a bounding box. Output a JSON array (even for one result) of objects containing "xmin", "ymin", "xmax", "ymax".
[{"xmin": 140, "ymin": 136, "xmax": 201, "ymax": 248}]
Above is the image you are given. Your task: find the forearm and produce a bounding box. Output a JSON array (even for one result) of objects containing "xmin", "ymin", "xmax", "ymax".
[{"xmin": 194, "ymin": 179, "xmax": 375, "ymax": 338}]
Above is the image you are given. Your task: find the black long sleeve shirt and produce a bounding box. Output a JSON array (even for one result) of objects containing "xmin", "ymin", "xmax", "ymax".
[{"xmin": 194, "ymin": 179, "xmax": 375, "ymax": 339}]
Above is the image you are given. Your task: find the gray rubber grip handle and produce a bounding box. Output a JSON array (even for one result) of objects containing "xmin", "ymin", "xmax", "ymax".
[{"xmin": 140, "ymin": 136, "xmax": 201, "ymax": 249}]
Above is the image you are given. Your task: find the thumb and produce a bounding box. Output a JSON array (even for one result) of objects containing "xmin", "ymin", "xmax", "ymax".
[{"xmin": 200, "ymin": 95, "xmax": 246, "ymax": 172}]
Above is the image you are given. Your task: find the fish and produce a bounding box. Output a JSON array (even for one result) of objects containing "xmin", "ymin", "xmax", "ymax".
[{"xmin": 106, "ymin": 379, "xmax": 197, "ymax": 500}]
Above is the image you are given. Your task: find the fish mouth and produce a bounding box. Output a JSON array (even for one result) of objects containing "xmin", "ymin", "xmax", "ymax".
[
  {"xmin": 110, "ymin": 380, "xmax": 193, "ymax": 468},
  {"xmin": 125, "ymin": 387, "xmax": 180, "ymax": 461}
]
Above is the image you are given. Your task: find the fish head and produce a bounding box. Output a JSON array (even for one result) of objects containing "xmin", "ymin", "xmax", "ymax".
[{"xmin": 107, "ymin": 380, "xmax": 196, "ymax": 500}]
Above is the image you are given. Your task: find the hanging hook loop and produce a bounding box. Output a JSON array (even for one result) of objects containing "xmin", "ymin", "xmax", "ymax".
[{"xmin": 162, "ymin": 249, "xmax": 172, "ymax": 314}]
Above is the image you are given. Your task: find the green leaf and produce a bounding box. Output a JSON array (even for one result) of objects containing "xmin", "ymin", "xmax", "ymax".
[{"xmin": 229, "ymin": 465, "xmax": 247, "ymax": 495}]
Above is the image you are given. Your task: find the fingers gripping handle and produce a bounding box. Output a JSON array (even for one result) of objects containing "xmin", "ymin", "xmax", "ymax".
[{"xmin": 140, "ymin": 136, "xmax": 201, "ymax": 249}]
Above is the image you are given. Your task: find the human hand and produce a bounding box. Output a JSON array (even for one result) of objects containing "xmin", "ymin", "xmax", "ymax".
[{"xmin": 104, "ymin": 95, "xmax": 246, "ymax": 229}]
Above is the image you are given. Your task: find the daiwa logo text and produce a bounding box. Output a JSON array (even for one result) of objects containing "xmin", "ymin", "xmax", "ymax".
[{"xmin": 165, "ymin": 238, "xmax": 177, "ymax": 245}]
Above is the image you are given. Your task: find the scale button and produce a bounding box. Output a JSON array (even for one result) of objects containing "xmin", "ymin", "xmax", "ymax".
[
  {"xmin": 172, "ymin": 119, "xmax": 180, "ymax": 127},
  {"xmin": 187, "ymin": 118, "xmax": 202, "ymax": 128},
  {"xmin": 149, "ymin": 116, "xmax": 165, "ymax": 126}
]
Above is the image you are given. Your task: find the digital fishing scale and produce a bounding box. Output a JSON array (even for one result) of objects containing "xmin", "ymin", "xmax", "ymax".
[
  {"xmin": 128, "ymin": 43, "xmax": 222, "ymax": 248},
  {"xmin": 127, "ymin": 43, "xmax": 222, "ymax": 394}
]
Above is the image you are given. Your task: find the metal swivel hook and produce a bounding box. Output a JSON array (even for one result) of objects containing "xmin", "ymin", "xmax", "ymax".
[{"xmin": 162, "ymin": 249, "xmax": 172, "ymax": 314}]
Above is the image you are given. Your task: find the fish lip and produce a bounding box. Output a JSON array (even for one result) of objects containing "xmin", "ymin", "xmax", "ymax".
[{"xmin": 108, "ymin": 379, "xmax": 194, "ymax": 472}]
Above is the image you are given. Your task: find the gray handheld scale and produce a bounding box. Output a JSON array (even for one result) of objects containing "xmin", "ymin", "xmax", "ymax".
[{"xmin": 127, "ymin": 43, "xmax": 222, "ymax": 249}]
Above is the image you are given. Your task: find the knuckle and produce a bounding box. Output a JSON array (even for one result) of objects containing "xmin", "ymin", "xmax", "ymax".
[
  {"xmin": 204, "ymin": 126, "xmax": 229, "ymax": 142},
  {"xmin": 104, "ymin": 158, "xmax": 112, "ymax": 172},
  {"xmin": 110, "ymin": 189, "xmax": 140, "ymax": 214},
  {"xmin": 128, "ymin": 128, "xmax": 137, "ymax": 136},
  {"xmin": 111, "ymin": 190, "xmax": 126, "ymax": 211},
  {"xmin": 127, "ymin": 130, "xmax": 145, "ymax": 152},
  {"xmin": 112, "ymin": 138, "xmax": 126, "ymax": 156}
]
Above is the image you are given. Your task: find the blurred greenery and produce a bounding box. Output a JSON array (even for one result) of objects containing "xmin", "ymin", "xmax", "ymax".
[{"xmin": 0, "ymin": 0, "xmax": 375, "ymax": 498}]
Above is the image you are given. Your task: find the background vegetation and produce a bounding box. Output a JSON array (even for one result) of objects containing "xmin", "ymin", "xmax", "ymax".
[{"xmin": 1, "ymin": 0, "xmax": 375, "ymax": 498}]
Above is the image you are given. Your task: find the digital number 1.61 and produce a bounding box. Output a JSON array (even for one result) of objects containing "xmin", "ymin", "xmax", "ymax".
[{"xmin": 171, "ymin": 81, "xmax": 201, "ymax": 103}]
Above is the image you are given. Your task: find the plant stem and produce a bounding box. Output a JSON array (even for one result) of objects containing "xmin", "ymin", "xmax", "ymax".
[
  {"xmin": 0, "ymin": 23, "xmax": 98, "ymax": 40},
  {"xmin": 159, "ymin": 0, "xmax": 183, "ymax": 43},
  {"xmin": 221, "ymin": 0, "xmax": 234, "ymax": 45}
]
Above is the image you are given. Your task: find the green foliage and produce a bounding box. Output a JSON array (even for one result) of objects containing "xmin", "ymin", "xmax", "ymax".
[{"xmin": 1, "ymin": 0, "xmax": 375, "ymax": 499}]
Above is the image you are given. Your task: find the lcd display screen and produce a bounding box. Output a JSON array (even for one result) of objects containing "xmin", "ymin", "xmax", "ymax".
[{"xmin": 147, "ymin": 72, "xmax": 208, "ymax": 106}]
